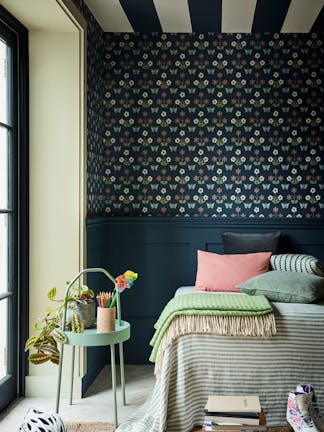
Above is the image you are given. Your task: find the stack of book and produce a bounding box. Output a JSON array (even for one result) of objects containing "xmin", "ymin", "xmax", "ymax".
[{"xmin": 201, "ymin": 395, "xmax": 267, "ymax": 432}]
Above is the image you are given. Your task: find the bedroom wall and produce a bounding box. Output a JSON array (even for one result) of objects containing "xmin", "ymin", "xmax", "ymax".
[
  {"xmin": 103, "ymin": 32, "xmax": 323, "ymax": 219},
  {"xmin": 73, "ymin": 0, "xmax": 106, "ymax": 216}
]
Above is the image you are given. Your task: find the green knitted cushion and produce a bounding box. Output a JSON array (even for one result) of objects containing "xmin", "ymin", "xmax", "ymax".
[{"xmin": 238, "ymin": 270, "xmax": 324, "ymax": 303}]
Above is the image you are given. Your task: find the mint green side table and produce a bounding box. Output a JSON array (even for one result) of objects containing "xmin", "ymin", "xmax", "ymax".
[{"xmin": 55, "ymin": 268, "xmax": 131, "ymax": 428}]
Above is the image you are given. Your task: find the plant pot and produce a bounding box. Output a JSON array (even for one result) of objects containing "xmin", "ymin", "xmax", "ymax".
[{"xmin": 67, "ymin": 301, "xmax": 96, "ymax": 328}]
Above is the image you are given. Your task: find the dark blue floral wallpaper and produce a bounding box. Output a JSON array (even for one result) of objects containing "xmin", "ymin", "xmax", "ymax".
[
  {"xmin": 104, "ymin": 33, "xmax": 323, "ymax": 218},
  {"xmin": 73, "ymin": 0, "xmax": 107, "ymax": 215}
]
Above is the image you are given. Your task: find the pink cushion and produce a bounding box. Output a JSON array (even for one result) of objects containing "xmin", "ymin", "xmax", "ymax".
[{"xmin": 195, "ymin": 250, "xmax": 272, "ymax": 292}]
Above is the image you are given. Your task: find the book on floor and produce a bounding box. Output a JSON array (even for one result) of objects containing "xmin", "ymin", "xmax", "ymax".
[
  {"xmin": 201, "ymin": 423, "xmax": 267, "ymax": 432},
  {"xmin": 203, "ymin": 415, "xmax": 260, "ymax": 426},
  {"xmin": 205, "ymin": 395, "xmax": 261, "ymax": 415},
  {"xmin": 201, "ymin": 410, "xmax": 267, "ymax": 432},
  {"xmin": 203, "ymin": 395, "xmax": 262, "ymax": 427}
]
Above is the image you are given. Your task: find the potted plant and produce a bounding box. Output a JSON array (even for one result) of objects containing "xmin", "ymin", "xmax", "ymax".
[
  {"xmin": 62, "ymin": 284, "xmax": 96, "ymax": 329},
  {"xmin": 25, "ymin": 283, "xmax": 95, "ymax": 365}
]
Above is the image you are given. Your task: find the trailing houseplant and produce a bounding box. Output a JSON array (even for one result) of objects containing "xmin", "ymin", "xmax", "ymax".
[{"xmin": 25, "ymin": 283, "xmax": 95, "ymax": 365}]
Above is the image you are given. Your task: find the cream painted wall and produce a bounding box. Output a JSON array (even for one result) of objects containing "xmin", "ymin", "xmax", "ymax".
[{"xmin": 26, "ymin": 29, "xmax": 85, "ymax": 398}]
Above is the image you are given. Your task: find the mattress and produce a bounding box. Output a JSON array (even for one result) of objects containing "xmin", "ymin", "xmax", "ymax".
[{"xmin": 117, "ymin": 287, "xmax": 324, "ymax": 432}]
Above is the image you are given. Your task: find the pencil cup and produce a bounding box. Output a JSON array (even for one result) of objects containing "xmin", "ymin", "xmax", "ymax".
[{"xmin": 97, "ymin": 307, "xmax": 116, "ymax": 333}]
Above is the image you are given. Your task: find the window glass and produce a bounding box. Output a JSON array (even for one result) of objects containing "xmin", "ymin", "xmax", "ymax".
[
  {"xmin": 0, "ymin": 126, "xmax": 9, "ymax": 209},
  {"xmin": 0, "ymin": 214, "xmax": 8, "ymax": 295},
  {"xmin": 0, "ymin": 40, "xmax": 9, "ymax": 125},
  {"xmin": 0, "ymin": 298, "xmax": 8, "ymax": 380}
]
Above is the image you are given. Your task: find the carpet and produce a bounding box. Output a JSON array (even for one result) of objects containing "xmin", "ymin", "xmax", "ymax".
[
  {"xmin": 66, "ymin": 423, "xmax": 290, "ymax": 432},
  {"xmin": 66, "ymin": 423, "xmax": 115, "ymax": 432},
  {"xmin": 193, "ymin": 428, "xmax": 290, "ymax": 432}
]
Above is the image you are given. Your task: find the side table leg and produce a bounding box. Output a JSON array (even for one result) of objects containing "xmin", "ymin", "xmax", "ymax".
[
  {"xmin": 69, "ymin": 345, "xmax": 75, "ymax": 405},
  {"xmin": 56, "ymin": 344, "xmax": 65, "ymax": 413},
  {"xmin": 110, "ymin": 344, "xmax": 118, "ymax": 427},
  {"xmin": 119, "ymin": 342, "xmax": 126, "ymax": 405}
]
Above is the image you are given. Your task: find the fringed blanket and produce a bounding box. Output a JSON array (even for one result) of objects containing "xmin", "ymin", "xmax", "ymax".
[{"xmin": 149, "ymin": 293, "xmax": 276, "ymax": 376}]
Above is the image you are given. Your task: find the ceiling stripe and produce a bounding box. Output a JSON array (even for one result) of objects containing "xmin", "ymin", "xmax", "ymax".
[
  {"xmin": 153, "ymin": 0, "xmax": 192, "ymax": 33},
  {"xmin": 85, "ymin": 0, "xmax": 133, "ymax": 32},
  {"xmin": 311, "ymin": 5, "xmax": 324, "ymax": 32},
  {"xmin": 252, "ymin": 0, "xmax": 291, "ymax": 32},
  {"xmin": 222, "ymin": 0, "xmax": 257, "ymax": 33},
  {"xmin": 84, "ymin": 0, "xmax": 323, "ymax": 33},
  {"xmin": 188, "ymin": 0, "xmax": 222, "ymax": 32},
  {"xmin": 119, "ymin": 0, "xmax": 162, "ymax": 32},
  {"xmin": 281, "ymin": 0, "xmax": 324, "ymax": 33}
]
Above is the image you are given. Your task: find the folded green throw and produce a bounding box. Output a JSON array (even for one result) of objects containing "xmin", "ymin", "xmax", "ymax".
[{"xmin": 149, "ymin": 293, "xmax": 274, "ymax": 363}]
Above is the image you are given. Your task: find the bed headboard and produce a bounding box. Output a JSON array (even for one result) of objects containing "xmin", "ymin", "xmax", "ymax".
[{"xmin": 87, "ymin": 217, "xmax": 324, "ymax": 364}]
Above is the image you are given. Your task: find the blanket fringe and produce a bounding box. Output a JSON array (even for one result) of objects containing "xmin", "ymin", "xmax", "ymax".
[{"xmin": 154, "ymin": 313, "xmax": 276, "ymax": 377}]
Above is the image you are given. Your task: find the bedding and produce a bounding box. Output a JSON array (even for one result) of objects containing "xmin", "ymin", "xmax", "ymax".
[
  {"xmin": 195, "ymin": 250, "xmax": 272, "ymax": 292},
  {"xmin": 117, "ymin": 287, "xmax": 324, "ymax": 432},
  {"xmin": 149, "ymin": 292, "xmax": 276, "ymax": 376},
  {"xmin": 270, "ymin": 254, "xmax": 324, "ymax": 277},
  {"xmin": 222, "ymin": 231, "xmax": 282, "ymax": 254},
  {"xmin": 237, "ymin": 270, "xmax": 324, "ymax": 303}
]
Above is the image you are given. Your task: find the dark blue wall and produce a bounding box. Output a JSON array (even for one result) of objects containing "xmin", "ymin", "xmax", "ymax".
[{"xmin": 87, "ymin": 217, "xmax": 324, "ymax": 363}]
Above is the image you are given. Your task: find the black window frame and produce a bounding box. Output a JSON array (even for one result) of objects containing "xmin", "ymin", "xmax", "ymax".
[{"xmin": 0, "ymin": 5, "xmax": 29, "ymax": 413}]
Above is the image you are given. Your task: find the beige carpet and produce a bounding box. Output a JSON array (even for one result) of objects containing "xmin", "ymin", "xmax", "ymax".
[{"xmin": 66, "ymin": 423, "xmax": 115, "ymax": 432}]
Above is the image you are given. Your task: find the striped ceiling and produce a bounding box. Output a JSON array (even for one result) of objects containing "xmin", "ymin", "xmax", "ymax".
[{"xmin": 84, "ymin": 0, "xmax": 324, "ymax": 33}]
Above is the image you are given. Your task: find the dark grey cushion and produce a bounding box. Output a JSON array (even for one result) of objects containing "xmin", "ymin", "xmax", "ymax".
[
  {"xmin": 237, "ymin": 270, "xmax": 324, "ymax": 303},
  {"xmin": 222, "ymin": 231, "xmax": 282, "ymax": 254}
]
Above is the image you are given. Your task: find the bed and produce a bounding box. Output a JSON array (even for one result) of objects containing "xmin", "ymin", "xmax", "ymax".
[{"xmin": 117, "ymin": 286, "xmax": 324, "ymax": 432}]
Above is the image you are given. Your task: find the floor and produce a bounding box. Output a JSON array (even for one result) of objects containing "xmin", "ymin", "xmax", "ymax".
[{"xmin": 0, "ymin": 364, "xmax": 155, "ymax": 431}]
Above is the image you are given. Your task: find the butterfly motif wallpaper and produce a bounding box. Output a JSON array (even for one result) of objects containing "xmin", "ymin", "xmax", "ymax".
[
  {"xmin": 101, "ymin": 32, "xmax": 323, "ymax": 219},
  {"xmin": 73, "ymin": 0, "xmax": 323, "ymax": 219},
  {"xmin": 73, "ymin": 0, "xmax": 106, "ymax": 214}
]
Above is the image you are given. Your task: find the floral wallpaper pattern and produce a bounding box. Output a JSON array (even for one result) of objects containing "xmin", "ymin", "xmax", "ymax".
[
  {"xmin": 73, "ymin": 0, "xmax": 107, "ymax": 215},
  {"xmin": 104, "ymin": 33, "xmax": 323, "ymax": 218}
]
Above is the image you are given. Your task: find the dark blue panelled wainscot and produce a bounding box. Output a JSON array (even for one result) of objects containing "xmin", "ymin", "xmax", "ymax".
[{"xmin": 87, "ymin": 217, "xmax": 324, "ymax": 365}]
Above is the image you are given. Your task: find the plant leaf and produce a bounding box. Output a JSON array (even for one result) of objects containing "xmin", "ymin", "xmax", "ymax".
[
  {"xmin": 51, "ymin": 328, "xmax": 67, "ymax": 344},
  {"xmin": 45, "ymin": 308, "xmax": 52, "ymax": 317},
  {"xmin": 50, "ymin": 354, "xmax": 60, "ymax": 365},
  {"xmin": 41, "ymin": 344, "xmax": 60, "ymax": 356},
  {"xmin": 29, "ymin": 352, "xmax": 51, "ymax": 364},
  {"xmin": 71, "ymin": 313, "xmax": 84, "ymax": 334},
  {"xmin": 47, "ymin": 287, "xmax": 57, "ymax": 301},
  {"xmin": 25, "ymin": 336, "xmax": 37, "ymax": 352},
  {"xmin": 82, "ymin": 289, "xmax": 94, "ymax": 297}
]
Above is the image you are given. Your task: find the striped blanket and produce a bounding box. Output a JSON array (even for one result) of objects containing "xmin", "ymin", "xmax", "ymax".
[{"xmin": 117, "ymin": 295, "xmax": 324, "ymax": 432}]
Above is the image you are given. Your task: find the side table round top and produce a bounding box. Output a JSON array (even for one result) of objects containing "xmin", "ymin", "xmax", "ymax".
[{"xmin": 64, "ymin": 320, "xmax": 131, "ymax": 346}]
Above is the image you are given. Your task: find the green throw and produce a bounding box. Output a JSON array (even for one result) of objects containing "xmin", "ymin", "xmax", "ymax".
[{"xmin": 149, "ymin": 293, "xmax": 274, "ymax": 363}]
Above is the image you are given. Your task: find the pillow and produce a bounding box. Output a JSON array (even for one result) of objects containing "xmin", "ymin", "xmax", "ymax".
[
  {"xmin": 271, "ymin": 254, "xmax": 324, "ymax": 277},
  {"xmin": 195, "ymin": 250, "xmax": 272, "ymax": 292},
  {"xmin": 237, "ymin": 271, "xmax": 324, "ymax": 303},
  {"xmin": 222, "ymin": 231, "xmax": 282, "ymax": 254}
]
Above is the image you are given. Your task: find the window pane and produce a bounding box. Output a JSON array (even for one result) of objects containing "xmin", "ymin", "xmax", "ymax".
[
  {"xmin": 0, "ymin": 40, "xmax": 9, "ymax": 125},
  {"xmin": 0, "ymin": 214, "xmax": 8, "ymax": 295},
  {"xmin": 0, "ymin": 126, "xmax": 9, "ymax": 209},
  {"xmin": 0, "ymin": 298, "xmax": 8, "ymax": 380}
]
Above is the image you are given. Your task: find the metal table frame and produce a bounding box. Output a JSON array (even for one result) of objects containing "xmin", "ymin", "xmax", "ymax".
[{"xmin": 55, "ymin": 268, "xmax": 130, "ymax": 427}]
